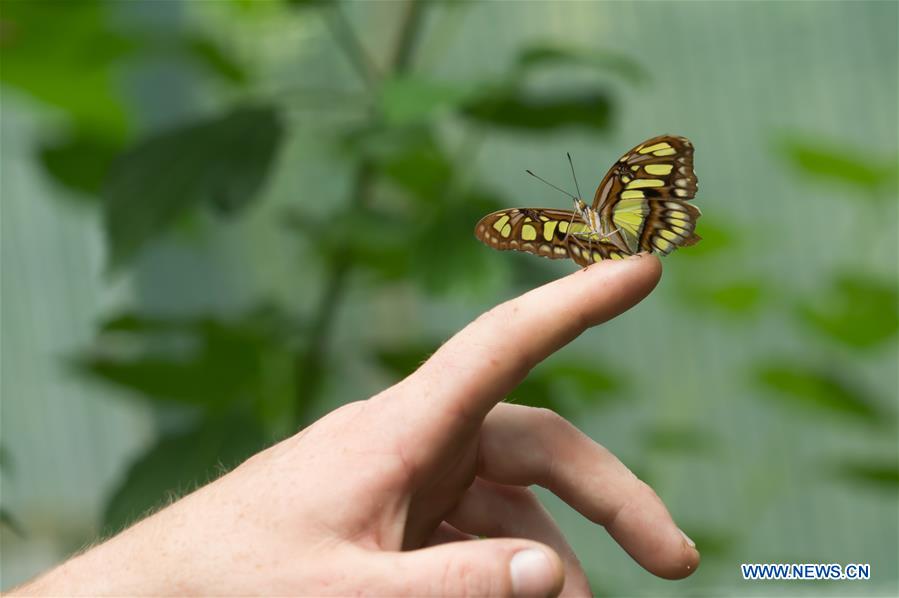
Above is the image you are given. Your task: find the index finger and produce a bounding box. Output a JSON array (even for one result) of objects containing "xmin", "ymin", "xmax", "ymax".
[{"xmin": 388, "ymin": 255, "xmax": 662, "ymax": 446}]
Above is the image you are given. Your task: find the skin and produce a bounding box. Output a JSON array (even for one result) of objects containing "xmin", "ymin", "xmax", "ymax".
[{"xmin": 14, "ymin": 254, "xmax": 699, "ymax": 597}]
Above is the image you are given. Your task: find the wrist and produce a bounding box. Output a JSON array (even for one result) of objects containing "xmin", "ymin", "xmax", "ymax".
[{"xmin": 14, "ymin": 512, "xmax": 187, "ymax": 596}]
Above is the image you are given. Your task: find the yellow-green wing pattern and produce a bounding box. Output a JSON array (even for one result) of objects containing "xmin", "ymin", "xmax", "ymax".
[
  {"xmin": 593, "ymin": 135, "xmax": 702, "ymax": 255},
  {"xmin": 474, "ymin": 208, "xmax": 628, "ymax": 267}
]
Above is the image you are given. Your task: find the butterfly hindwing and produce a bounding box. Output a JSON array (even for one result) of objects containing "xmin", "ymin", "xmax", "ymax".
[
  {"xmin": 639, "ymin": 200, "xmax": 702, "ymax": 255},
  {"xmin": 565, "ymin": 237, "xmax": 629, "ymax": 267},
  {"xmin": 474, "ymin": 208, "xmax": 628, "ymax": 266}
]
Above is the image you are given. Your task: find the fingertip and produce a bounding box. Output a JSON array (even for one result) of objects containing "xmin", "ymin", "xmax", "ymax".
[
  {"xmin": 510, "ymin": 545, "xmax": 565, "ymax": 598},
  {"xmin": 569, "ymin": 253, "xmax": 662, "ymax": 320},
  {"xmin": 609, "ymin": 252, "xmax": 662, "ymax": 284},
  {"xmin": 640, "ymin": 526, "xmax": 701, "ymax": 580},
  {"xmin": 656, "ymin": 538, "xmax": 701, "ymax": 580},
  {"xmin": 581, "ymin": 252, "xmax": 661, "ymax": 279},
  {"xmin": 623, "ymin": 253, "xmax": 663, "ymax": 294}
]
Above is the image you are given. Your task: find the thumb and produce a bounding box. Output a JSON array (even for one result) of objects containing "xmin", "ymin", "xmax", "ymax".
[{"xmin": 379, "ymin": 539, "xmax": 564, "ymax": 597}]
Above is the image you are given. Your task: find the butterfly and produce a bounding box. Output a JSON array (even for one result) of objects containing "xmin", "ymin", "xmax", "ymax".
[{"xmin": 474, "ymin": 135, "xmax": 702, "ymax": 267}]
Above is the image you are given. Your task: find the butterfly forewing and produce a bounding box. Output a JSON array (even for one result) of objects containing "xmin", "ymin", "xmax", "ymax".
[{"xmin": 474, "ymin": 208, "xmax": 628, "ymax": 266}]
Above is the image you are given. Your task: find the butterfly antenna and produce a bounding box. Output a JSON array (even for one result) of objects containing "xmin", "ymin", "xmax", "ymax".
[
  {"xmin": 567, "ymin": 152, "xmax": 584, "ymax": 201},
  {"xmin": 525, "ymin": 170, "xmax": 576, "ymax": 200}
]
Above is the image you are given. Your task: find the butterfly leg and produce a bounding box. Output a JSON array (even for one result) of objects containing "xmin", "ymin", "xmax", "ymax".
[
  {"xmin": 562, "ymin": 209, "xmax": 579, "ymax": 243},
  {"xmin": 567, "ymin": 235, "xmax": 596, "ymax": 271},
  {"xmin": 572, "ymin": 228, "xmax": 620, "ymax": 241}
]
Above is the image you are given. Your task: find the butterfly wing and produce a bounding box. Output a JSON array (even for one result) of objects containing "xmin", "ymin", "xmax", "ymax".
[
  {"xmin": 474, "ymin": 208, "xmax": 628, "ymax": 266},
  {"xmin": 592, "ymin": 135, "xmax": 701, "ymax": 255}
]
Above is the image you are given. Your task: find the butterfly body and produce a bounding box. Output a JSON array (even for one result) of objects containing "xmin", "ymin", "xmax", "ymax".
[{"xmin": 474, "ymin": 135, "xmax": 702, "ymax": 267}]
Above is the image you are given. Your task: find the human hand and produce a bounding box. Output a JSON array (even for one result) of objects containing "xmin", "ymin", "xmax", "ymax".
[{"xmin": 17, "ymin": 255, "xmax": 699, "ymax": 597}]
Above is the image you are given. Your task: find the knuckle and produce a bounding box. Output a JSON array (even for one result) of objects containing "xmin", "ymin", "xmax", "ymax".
[
  {"xmin": 531, "ymin": 405, "xmax": 567, "ymax": 429},
  {"xmin": 498, "ymin": 485, "xmax": 541, "ymax": 511}
]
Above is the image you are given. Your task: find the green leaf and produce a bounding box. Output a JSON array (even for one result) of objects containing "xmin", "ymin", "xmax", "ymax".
[
  {"xmin": 0, "ymin": 508, "xmax": 25, "ymax": 537},
  {"xmin": 678, "ymin": 280, "xmax": 765, "ymax": 316},
  {"xmin": 303, "ymin": 206, "xmax": 419, "ymax": 281},
  {"xmin": 797, "ymin": 274, "xmax": 898, "ymax": 350},
  {"xmin": 776, "ymin": 135, "xmax": 898, "ymax": 196},
  {"xmin": 379, "ymin": 76, "xmax": 476, "ymax": 126},
  {"xmin": 344, "ymin": 125, "xmax": 454, "ymax": 201},
  {"xmin": 374, "ymin": 343, "xmax": 439, "ymax": 378},
  {"xmin": 679, "ymin": 217, "xmax": 738, "ymax": 258},
  {"xmin": 103, "ymin": 106, "xmax": 283, "ymax": 267},
  {"xmin": 102, "ymin": 409, "xmax": 266, "ymax": 534},
  {"xmin": 184, "ymin": 35, "xmax": 249, "ymax": 86},
  {"xmin": 511, "ymin": 361, "xmax": 627, "ymax": 412},
  {"xmin": 679, "ymin": 529, "xmax": 737, "ymax": 560},
  {"xmin": 462, "ymin": 88, "xmax": 614, "ymax": 133},
  {"xmin": 0, "ymin": 443, "xmax": 12, "ymax": 475},
  {"xmin": 0, "ymin": 0, "xmax": 132, "ymax": 137},
  {"xmin": 410, "ymin": 190, "xmax": 507, "ymax": 294},
  {"xmin": 828, "ymin": 458, "xmax": 899, "ymax": 489},
  {"xmin": 709, "ymin": 283, "xmax": 764, "ymax": 314},
  {"xmin": 516, "ymin": 43, "xmax": 650, "ymax": 87},
  {"xmin": 542, "ymin": 362, "xmax": 625, "ymax": 399},
  {"xmin": 510, "ymin": 376, "xmax": 560, "ymax": 411},
  {"xmin": 77, "ymin": 309, "xmax": 295, "ymax": 410},
  {"xmin": 285, "ymin": 0, "xmax": 336, "ymax": 7},
  {"xmin": 39, "ymin": 128, "xmax": 122, "ymax": 196},
  {"xmin": 642, "ymin": 424, "xmax": 718, "ymax": 455},
  {"xmin": 753, "ymin": 362, "xmax": 888, "ymax": 425}
]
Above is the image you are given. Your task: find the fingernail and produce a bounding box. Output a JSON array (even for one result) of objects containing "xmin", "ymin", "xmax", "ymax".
[
  {"xmin": 510, "ymin": 549, "xmax": 557, "ymax": 597},
  {"xmin": 679, "ymin": 528, "xmax": 696, "ymax": 549}
]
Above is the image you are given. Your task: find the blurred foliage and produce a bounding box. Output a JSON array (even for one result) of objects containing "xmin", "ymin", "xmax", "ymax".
[
  {"xmin": 776, "ymin": 134, "xmax": 898, "ymax": 198},
  {"xmin": 378, "ymin": 77, "xmax": 477, "ymax": 126},
  {"xmin": 462, "ymin": 87, "xmax": 613, "ymax": 133},
  {"xmin": 0, "ymin": 0, "xmax": 131, "ymax": 137},
  {"xmin": 680, "ymin": 528, "xmax": 737, "ymax": 563},
  {"xmin": 0, "ymin": 445, "xmax": 23, "ymax": 537},
  {"xmin": 77, "ymin": 309, "xmax": 297, "ymax": 414},
  {"xmin": 666, "ymin": 217, "xmax": 773, "ymax": 318},
  {"xmin": 514, "ymin": 43, "xmax": 651, "ymax": 88},
  {"xmin": 754, "ymin": 362, "xmax": 888, "ymax": 425},
  {"xmin": 641, "ymin": 424, "xmax": 719, "ymax": 456},
  {"xmin": 827, "ymin": 458, "xmax": 899, "ymax": 489},
  {"xmin": 677, "ymin": 278, "xmax": 766, "ymax": 317},
  {"xmin": 1, "ymin": 0, "xmax": 253, "ymax": 202},
  {"xmin": 79, "ymin": 308, "xmax": 299, "ymax": 531},
  {"xmin": 103, "ymin": 106, "xmax": 284, "ymax": 268},
  {"xmin": 677, "ymin": 217, "xmax": 738, "ymax": 258},
  {"xmin": 38, "ymin": 129, "xmax": 122, "ymax": 197},
  {"xmin": 103, "ymin": 407, "xmax": 267, "ymax": 535},
  {"xmin": 796, "ymin": 274, "xmax": 898, "ymax": 350},
  {"xmin": 510, "ymin": 361, "xmax": 626, "ymax": 412},
  {"xmin": 747, "ymin": 128, "xmax": 899, "ymax": 532},
  {"xmin": 0, "ymin": 510, "xmax": 25, "ymax": 538}
]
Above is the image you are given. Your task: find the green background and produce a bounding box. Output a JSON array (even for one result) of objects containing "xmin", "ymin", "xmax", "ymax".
[{"xmin": 2, "ymin": 0, "xmax": 897, "ymax": 595}]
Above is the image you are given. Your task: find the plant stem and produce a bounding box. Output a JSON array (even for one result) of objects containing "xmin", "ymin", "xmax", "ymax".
[
  {"xmin": 391, "ymin": 0, "xmax": 426, "ymax": 75},
  {"xmin": 294, "ymin": 1, "xmax": 426, "ymax": 425},
  {"xmin": 325, "ymin": 4, "xmax": 380, "ymax": 91}
]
